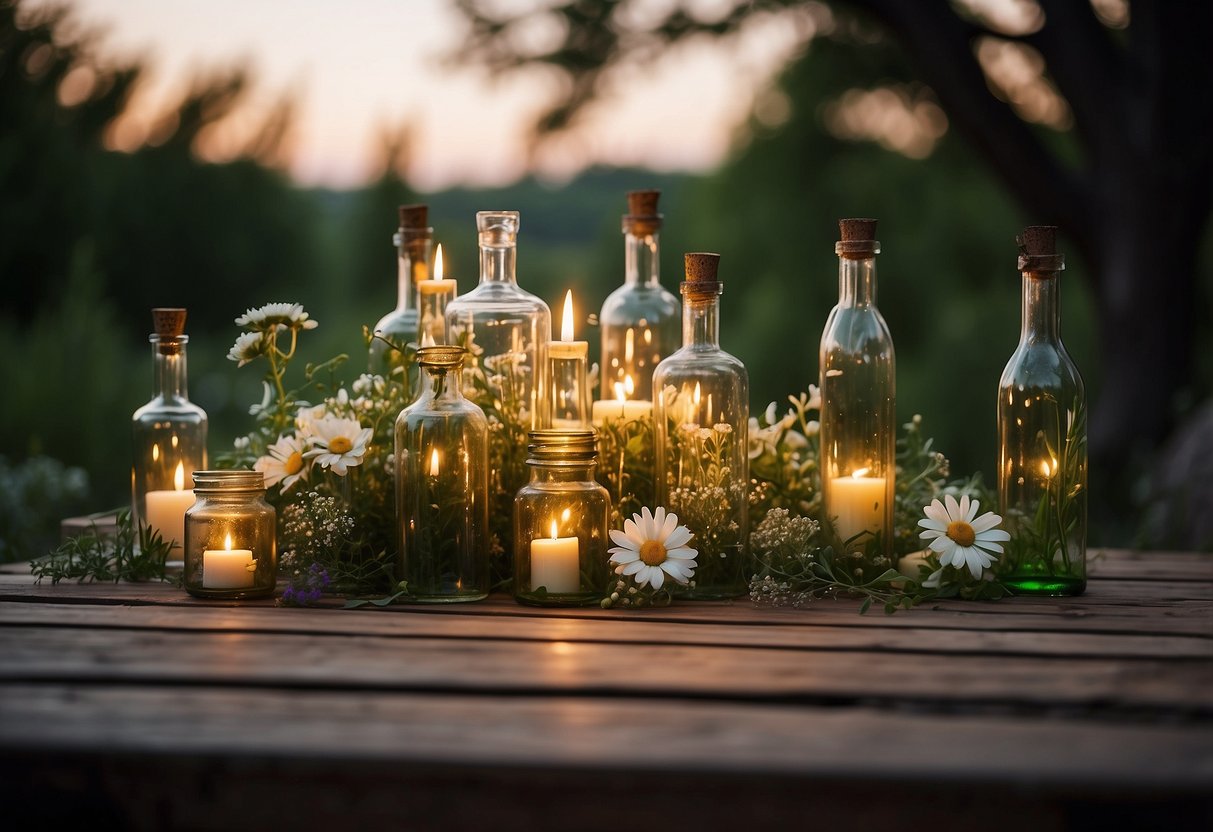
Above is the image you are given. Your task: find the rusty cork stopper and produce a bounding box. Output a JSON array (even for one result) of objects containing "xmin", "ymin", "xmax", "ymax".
[
  {"xmin": 398, "ymin": 203, "xmax": 432, "ymax": 252},
  {"xmin": 398, "ymin": 204, "xmax": 428, "ymax": 230},
  {"xmin": 836, "ymin": 218, "xmax": 880, "ymax": 258},
  {"xmin": 1017, "ymin": 225, "xmax": 1064, "ymax": 273},
  {"xmin": 623, "ymin": 189, "xmax": 662, "ymax": 235},
  {"xmin": 682, "ymin": 252, "xmax": 722, "ymax": 301},
  {"xmin": 151, "ymin": 307, "xmax": 187, "ymax": 354}
]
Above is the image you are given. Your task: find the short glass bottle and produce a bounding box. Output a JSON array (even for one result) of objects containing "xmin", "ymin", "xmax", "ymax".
[
  {"xmin": 819, "ymin": 219, "xmax": 895, "ymax": 557},
  {"xmin": 997, "ymin": 226, "xmax": 1087, "ymax": 595},
  {"xmin": 653, "ymin": 253, "xmax": 749, "ymax": 600},
  {"xmin": 184, "ymin": 470, "xmax": 276, "ymax": 600},
  {"xmin": 132, "ymin": 308, "xmax": 207, "ymax": 555},
  {"xmin": 369, "ymin": 204, "xmax": 433, "ymax": 384},
  {"xmin": 395, "ymin": 345, "xmax": 490, "ymax": 602},
  {"xmin": 599, "ymin": 190, "xmax": 681, "ymax": 402},
  {"xmin": 513, "ymin": 430, "xmax": 610, "ymax": 606},
  {"xmin": 445, "ymin": 210, "xmax": 551, "ymax": 429}
]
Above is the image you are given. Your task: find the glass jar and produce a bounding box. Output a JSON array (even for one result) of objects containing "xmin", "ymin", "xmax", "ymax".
[
  {"xmin": 819, "ymin": 219, "xmax": 895, "ymax": 557},
  {"xmin": 599, "ymin": 190, "xmax": 680, "ymax": 402},
  {"xmin": 653, "ymin": 253, "xmax": 749, "ymax": 600},
  {"xmin": 184, "ymin": 470, "xmax": 276, "ymax": 599},
  {"xmin": 395, "ymin": 345, "xmax": 490, "ymax": 602},
  {"xmin": 513, "ymin": 429, "xmax": 610, "ymax": 606},
  {"xmin": 997, "ymin": 226, "xmax": 1087, "ymax": 595},
  {"xmin": 369, "ymin": 204, "xmax": 432, "ymax": 385},
  {"xmin": 132, "ymin": 308, "xmax": 207, "ymax": 555}
]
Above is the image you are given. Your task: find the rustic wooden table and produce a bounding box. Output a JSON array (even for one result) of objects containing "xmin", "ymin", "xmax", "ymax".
[{"xmin": 0, "ymin": 549, "xmax": 1210, "ymax": 830}]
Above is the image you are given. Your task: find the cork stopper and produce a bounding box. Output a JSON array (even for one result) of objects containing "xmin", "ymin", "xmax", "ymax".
[
  {"xmin": 151, "ymin": 308, "xmax": 187, "ymax": 354},
  {"xmin": 835, "ymin": 218, "xmax": 880, "ymax": 258},
  {"xmin": 397, "ymin": 203, "xmax": 432, "ymax": 251},
  {"xmin": 682, "ymin": 252, "xmax": 722, "ymax": 301},
  {"xmin": 623, "ymin": 189, "xmax": 662, "ymax": 235},
  {"xmin": 398, "ymin": 204, "xmax": 428, "ymax": 230},
  {"xmin": 1017, "ymin": 225, "xmax": 1064, "ymax": 273}
]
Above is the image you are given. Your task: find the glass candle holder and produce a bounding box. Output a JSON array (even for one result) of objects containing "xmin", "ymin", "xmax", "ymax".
[
  {"xmin": 418, "ymin": 244, "xmax": 457, "ymax": 346},
  {"xmin": 370, "ymin": 204, "xmax": 432, "ymax": 385},
  {"xmin": 132, "ymin": 308, "xmax": 207, "ymax": 555},
  {"xmin": 549, "ymin": 290, "xmax": 591, "ymax": 428},
  {"xmin": 997, "ymin": 226, "xmax": 1087, "ymax": 595},
  {"xmin": 653, "ymin": 253, "xmax": 749, "ymax": 600},
  {"xmin": 599, "ymin": 190, "xmax": 680, "ymax": 401},
  {"xmin": 184, "ymin": 470, "xmax": 276, "ymax": 600},
  {"xmin": 819, "ymin": 219, "xmax": 895, "ymax": 556},
  {"xmin": 395, "ymin": 345, "xmax": 490, "ymax": 602},
  {"xmin": 513, "ymin": 429, "xmax": 610, "ymax": 606}
]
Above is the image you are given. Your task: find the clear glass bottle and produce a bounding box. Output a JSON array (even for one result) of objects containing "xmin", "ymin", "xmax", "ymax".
[
  {"xmin": 599, "ymin": 190, "xmax": 681, "ymax": 402},
  {"xmin": 997, "ymin": 226, "xmax": 1087, "ymax": 595},
  {"xmin": 184, "ymin": 470, "xmax": 276, "ymax": 599},
  {"xmin": 513, "ymin": 429, "xmax": 610, "ymax": 606},
  {"xmin": 819, "ymin": 219, "xmax": 895, "ymax": 557},
  {"xmin": 369, "ymin": 204, "xmax": 433, "ymax": 384},
  {"xmin": 653, "ymin": 253, "xmax": 749, "ymax": 599},
  {"xmin": 132, "ymin": 308, "xmax": 207, "ymax": 554},
  {"xmin": 395, "ymin": 345, "xmax": 490, "ymax": 602}
]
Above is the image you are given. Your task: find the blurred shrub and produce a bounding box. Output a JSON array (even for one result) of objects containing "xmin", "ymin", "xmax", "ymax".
[{"xmin": 0, "ymin": 454, "xmax": 89, "ymax": 561}]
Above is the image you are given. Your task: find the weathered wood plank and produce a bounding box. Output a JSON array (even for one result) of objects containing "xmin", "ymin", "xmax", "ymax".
[
  {"xmin": 2, "ymin": 600, "xmax": 1209, "ymax": 660},
  {"xmin": 0, "ymin": 684, "xmax": 1209, "ymax": 832},
  {"xmin": 2, "ymin": 624, "xmax": 1210, "ymax": 716}
]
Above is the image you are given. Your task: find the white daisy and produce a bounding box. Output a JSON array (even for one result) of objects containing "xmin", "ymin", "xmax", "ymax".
[
  {"xmin": 255, "ymin": 434, "xmax": 309, "ymax": 491},
  {"xmin": 918, "ymin": 494, "xmax": 1010, "ymax": 580},
  {"xmin": 235, "ymin": 302, "xmax": 318, "ymax": 331},
  {"xmin": 608, "ymin": 506, "xmax": 698, "ymax": 590},
  {"xmin": 227, "ymin": 331, "xmax": 266, "ymax": 366},
  {"xmin": 303, "ymin": 416, "xmax": 372, "ymax": 475}
]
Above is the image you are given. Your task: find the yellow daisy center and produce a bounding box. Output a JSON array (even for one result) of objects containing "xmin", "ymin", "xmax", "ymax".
[
  {"xmin": 946, "ymin": 520, "xmax": 976, "ymax": 548},
  {"xmin": 284, "ymin": 451, "xmax": 304, "ymax": 475},
  {"xmin": 328, "ymin": 436, "xmax": 353, "ymax": 455},
  {"xmin": 639, "ymin": 540, "xmax": 667, "ymax": 566}
]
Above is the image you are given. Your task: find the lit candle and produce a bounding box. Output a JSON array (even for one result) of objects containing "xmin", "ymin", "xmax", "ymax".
[
  {"xmin": 549, "ymin": 290, "xmax": 590, "ymax": 427},
  {"xmin": 591, "ymin": 375, "xmax": 652, "ymax": 425},
  {"xmin": 530, "ymin": 518, "xmax": 580, "ymax": 593},
  {"xmin": 831, "ymin": 467, "xmax": 886, "ymax": 542},
  {"xmin": 418, "ymin": 243, "xmax": 457, "ymax": 344},
  {"xmin": 549, "ymin": 289, "xmax": 588, "ymax": 361},
  {"xmin": 144, "ymin": 461, "xmax": 194, "ymax": 549},
  {"xmin": 429, "ymin": 447, "xmax": 441, "ymax": 478},
  {"xmin": 202, "ymin": 532, "xmax": 256, "ymax": 589}
]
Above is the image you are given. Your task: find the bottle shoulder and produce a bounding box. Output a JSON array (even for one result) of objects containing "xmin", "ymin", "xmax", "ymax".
[
  {"xmin": 599, "ymin": 284, "xmax": 680, "ymax": 323},
  {"xmin": 820, "ymin": 306, "xmax": 895, "ymax": 359},
  {"xmin": 448, "ymin": 282, "xmax": 551, "ymax": 316},
  {"xmin": 654, "ymin": 347, "xmax": 749, "ymax": 381},
  {"xmin": 374, "ymin": 307, "xmax": 418, "ymax": 333},
  {"xmin": 999, "ymin": 340, "xmax": 1085, "ymax": 393},
  {"xmin": 133, "ymin": 399, "xmax": 208, "ymax": 423}
]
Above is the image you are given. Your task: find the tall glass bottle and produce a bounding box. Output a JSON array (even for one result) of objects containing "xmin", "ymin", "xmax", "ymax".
[
  {"xmin": 653, "ymin": 253, "xmax": 749, "ymax": 599},
  {"xmin": 819, "ymin": 219, "xmax": 895, "ymax": 556},
  {"xmin": 997, "ymin": 226, "xmax": 1087, "ymax": 595},
  {"xmin": 369, "ymin": 204, "xmax": 433, "ymax": 385},
  {"xmin": 599, "ymin": 190, "xmax": 681, "ymax": 402},
  {"xmin": 396, "ymin": 346, "xmax": 490, "ymax": 602},
  {"xmin": 132, "ymin": 308, "xmax": 207, "ymax": 553}
]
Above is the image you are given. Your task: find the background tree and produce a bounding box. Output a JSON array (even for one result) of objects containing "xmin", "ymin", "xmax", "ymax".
[{"xmin": 452, "ymin": 0, "xmax": 1213, "ymax": 526}]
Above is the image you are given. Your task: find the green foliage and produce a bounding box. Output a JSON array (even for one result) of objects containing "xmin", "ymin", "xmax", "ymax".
[
  {"xmin": 31, "ymin": 510, "xmax": 172, "ymax": 584},
  {"xmin": 0, "ymin": 455, "xmax": 90, "ymax": 562}
]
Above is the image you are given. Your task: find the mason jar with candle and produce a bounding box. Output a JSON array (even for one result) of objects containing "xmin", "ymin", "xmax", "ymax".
[
  {"xmin": 132, "ymin": 308, "xmax": 207, "ymax": 555},
  {"xmin": 184, "ymin": 471, "xmax": 276, "ymax": 599},
  {"xmin": 653, "ymin": 253, "xmax": 749, "ymax": 600},
  {"xmin": 997, "ymin": 226, "xmax": 1087, "ymax": 595},
  {"xmin": 598, "ymin": 189, "xmax": 680, "ymax": 402},
  {"xmin": 513, "ymin": 430, "xmax": 610, "ymax": 606},
  {"xmin": 395, "ymin": 345, "xmax": 490, "ymax": 602},
  {"xmin": 369, "ymin": 204, "xmax": 433, "ymax": 384},
  {"xmin": 819, "ymin": 219, "xmax": 895, "ymax": 557}
]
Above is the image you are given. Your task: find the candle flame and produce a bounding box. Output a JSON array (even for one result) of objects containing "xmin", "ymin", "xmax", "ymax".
[
  {"xmin": 561, "ymin": 289, "xmax": 575, "ymax": 342},
  {"xmin": 693, "ymin": 381, "xmax": 701, "ymax": 405},
  {"xmin": 434, "ymin": 244, "xmax": 444, "ymax": 281},
  {"xmin": 429, "ymin": 448, "xmax": 440, "ymax": 477},
  {"xmin": 171, "ymin": 435, "xmax": 179, "ymax": 448},
  {"xmin": 224, "ymin": 533, "xmax": 232, "ymax": 551},
  {"xmin": 1040, "ymin": 458, "xmax": 1056, "ymax": 478},
  {"xmin": 624, "ymin": 374, "xmax": 634, "ymax": 396},
  {"xmin": 614, "ymin": 381, "xmax": 626, "ymax": 402},
  {"xmin": 173, "ymin": 461, "xmax": 185, "ymax": 491},
  {"xmin": 549, "ymin": 520, "xmax": 559, "ymax": 540},
  {"xmin": 152, "ymin": 443, "xmax": 160, "ymax": 463},
  {"xmin": 561, "ymin": 507, "xmax": 571, "ymax": 524},
  {"xmin": 643, "ymin": 328, "xmax": 652, "ymax": 345},
  {"xmin": 625, "ymin": 327, "xmax": 634, "ymax": 362},
  {"xmin": 852, "ymin": 467, "xmax": 871, "ymax": 479},
  {"xmin": 420, "ymin": 329, "xmax": 436, "ymax": 347}
]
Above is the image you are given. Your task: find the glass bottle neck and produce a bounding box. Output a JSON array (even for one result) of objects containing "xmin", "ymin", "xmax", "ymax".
[
  {"xmin": 838, "ymin": 256, "xmax": 877, "ymax": 307},
  {"xmin": 396, "ymin": 237, "xmax": 432, "ymax": 311},
  {"xmin": 479, "ymin": 244, "xmax": 517, "ymax": 285},
  {"xmin": 1020, "ymin": 271, "xmax": 1061, "ymax": 342},
  {"xmin": 418, "ymin": 367, "xmax": 466, "ymax": 402},
  {"xmin": 529, "ymin": 463, "xmax": 596, "ymax": 483},
  {"xmin": 624, "ymin": 230, "xmax": 659, "ymax": 286},
  {"xmin": 151, "ymin": 342, "xmax": 189, "ymax": 402},
  {"xmin": 682, "ymin": 297, "xmax": 720, "ymax": 348}
]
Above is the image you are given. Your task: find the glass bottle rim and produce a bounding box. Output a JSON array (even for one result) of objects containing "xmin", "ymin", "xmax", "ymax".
[
  {"xmin": 526, "ymin": 429, "xmax": 598, "ymax": 466},
  {"xmin": 417, "ymin": 345, "xmax": 466, "ymax": 369},
  {"xmin": 192, "ymin": 469, "xmax": 266, "ymax": 494},
  {"xmin": 835, "ymin": 240, "xmax": 881, "ymax": 257}
]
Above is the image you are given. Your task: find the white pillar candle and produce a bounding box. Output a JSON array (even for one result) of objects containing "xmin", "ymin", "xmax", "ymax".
[
  {"xmin": 530, "ymin": 522, "xmax": 580, "ymax": 594},
  {"xmin": 591, "ymin": 398, "xmax": 652, "ymax": 426},
  {"xmin": 202, "ymin": 534, "xmax": 256, "ymax": 589},
  {"xmin": 831, "ymin": 472, "xmax": 886, "ymax": 543},
  {"xmin": 144, "ymin": 462, "xmax": 194, "ymax": 549}
]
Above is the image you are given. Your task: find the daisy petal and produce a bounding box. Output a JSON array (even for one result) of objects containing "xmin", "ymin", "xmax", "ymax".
[
  {"xmin": 969, "ymin": 512, "xmax": 1001, "ymax": 533},
  {"xmin": 944, "ymin": 494, "xmax": 961, "ymax": 522},
  {"xmin": 609, "ymin": 529, "xmax": 636, "ymax": 549}
]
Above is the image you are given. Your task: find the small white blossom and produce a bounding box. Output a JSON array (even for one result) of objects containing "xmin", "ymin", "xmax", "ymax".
[
  {"xmin": 227, "ymin": 331, "xmax": 266, "ymax": 367},
  {"xmin": 235, "ymin": 302, "xmax": 318, "ymax": 331},
  {"xmin": 303, "ymin": 415, "xmax": 372, "ymax": 476}
]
